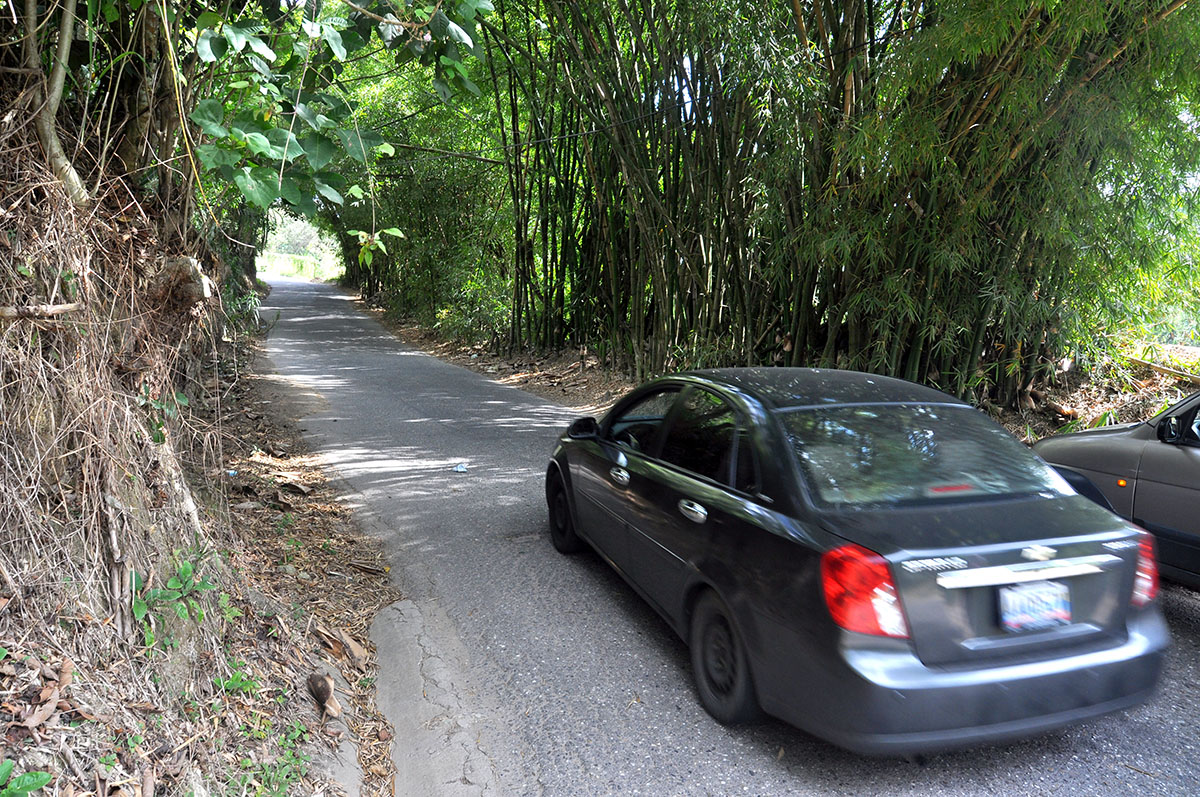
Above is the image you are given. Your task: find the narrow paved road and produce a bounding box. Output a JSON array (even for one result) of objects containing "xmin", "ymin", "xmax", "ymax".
[{"xmin": 261, "ymin": 277, "xmax": 1200, "ymax": 796}]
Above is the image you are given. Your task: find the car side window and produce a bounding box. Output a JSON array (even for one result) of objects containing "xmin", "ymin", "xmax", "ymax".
[
  {"xmin": 608, "ymin": 389, "xmax": 679, "ymax": 452},
  {"xmin": 660, "ymin": 389, "xmax": 738, "ymax": 484}
]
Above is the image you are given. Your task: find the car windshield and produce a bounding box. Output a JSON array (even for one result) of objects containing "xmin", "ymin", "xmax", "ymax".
[{"xmin": 778, "ymin": 403, "xmax": 1071, "ymax": 508}]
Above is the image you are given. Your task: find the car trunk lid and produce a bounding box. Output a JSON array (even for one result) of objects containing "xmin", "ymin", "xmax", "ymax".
[{"xmin": 826, "ymin": 496, "xmax": 1142, "ymax": 666}]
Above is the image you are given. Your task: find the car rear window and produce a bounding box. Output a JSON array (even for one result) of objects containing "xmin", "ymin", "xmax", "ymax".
[{"xmin": 778, "ymin": 404, "xmax": 1071, "ymax": 507}]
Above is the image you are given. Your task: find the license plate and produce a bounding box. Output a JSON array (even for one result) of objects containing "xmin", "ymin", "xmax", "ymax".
[{"xmin": 999, "ymin": 580, "xmax": 1071, "ymax": 633}]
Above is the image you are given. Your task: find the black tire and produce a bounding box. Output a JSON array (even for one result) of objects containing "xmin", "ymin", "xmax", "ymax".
[
  {"xmin": 689, "ymin": 591, "xmax": 760, "ymax": 724},
  {"xmin": 547, "ymin": 471, "xmax": 584, "ymax": 554}
]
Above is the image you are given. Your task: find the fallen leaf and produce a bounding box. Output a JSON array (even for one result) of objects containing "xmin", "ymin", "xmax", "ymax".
[
  {"xmin": 280, "ymin": 480, "xmax": 312, "ymax": 495},
  {"xmin": 337, "ymin": 630, "xmax": 370, "ymax": 672},
  {"xmin": 59, "ymin": 658, "xmax": 74, "ymax": 689},
  {"xmin": 23, "ymin": 689, "xmax": 59, "ymax": 729}
]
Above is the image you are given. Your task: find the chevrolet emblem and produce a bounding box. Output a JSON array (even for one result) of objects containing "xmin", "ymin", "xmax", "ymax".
[{"xmin": 1021, "ymin": 545, "xmax": 1057, "ymax": 561}]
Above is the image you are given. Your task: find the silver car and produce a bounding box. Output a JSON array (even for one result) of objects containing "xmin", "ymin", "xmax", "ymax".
[{"xmin": 1034, "ymin": 390, "xmax": 1200, "ymax": 587}]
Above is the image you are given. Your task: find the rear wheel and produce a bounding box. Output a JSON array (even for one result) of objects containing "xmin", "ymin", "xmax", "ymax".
[
  {"xmin": 547, "ymin": 471, "xmax": 584, "ymax": 554},
  {"xmin": 690, "ymin": 591, "xmax": 760, "ymax": 724}
]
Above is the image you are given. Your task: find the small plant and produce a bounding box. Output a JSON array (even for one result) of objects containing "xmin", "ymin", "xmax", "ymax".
[
  {"xmin": 226, "ymin": 721, "xmax": 311, "ymax": 796},
  {"xmin": 131, "ymin": 555, "xmax": 217, "ymax": 648},
  {"xmin": 215, "ymin": 660, "xmax": 260, "ymax": 695},
  {"xmin": 136, "ymin": 385, "xmax": 190, "ymax": 444},
  {"xmin": 219, "ymin": 592, "xmax": 244, "ymax": 622},
  {"xmin": 0, "ymin": 761, "xmax": 51, "ymax": 797}
]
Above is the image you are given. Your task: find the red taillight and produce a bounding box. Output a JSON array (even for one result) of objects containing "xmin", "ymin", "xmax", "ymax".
[
  {"xmin": 821, "ymin": 544, "xmax": 909, "ymax": 638},
  {"xmin": 1132, "ymin": 534, "xmax": 1159, "ymax": 607}
]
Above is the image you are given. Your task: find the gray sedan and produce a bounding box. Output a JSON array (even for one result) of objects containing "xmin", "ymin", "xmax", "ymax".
[
  {"xmin": 546, "ymin": 368, "xmax": 1170, "ymax": 755},
  {"xmin": 1034, "ymin": 390, "xmax": 1200, "ymax": 588}
]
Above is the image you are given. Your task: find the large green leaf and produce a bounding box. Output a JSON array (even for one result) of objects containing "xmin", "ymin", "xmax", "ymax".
[
  {"xmin": 248, "ymin": 55, "xmax": 273, "ymax": 77},
  {"xmin": 244, "ymin": 132, "xmax": 275, "ymax": 158},
  {"xmin": 196, "ymin": 29, "xmax": 228, "ymax": 62},
  {"xmin": 189, "ymin": 99, "xmax": 228, "ymax": 138},
  {"xmin": 223, "ymin": 24, "xmax": 249, "ymax": 52},
  {"xmin": 293, "ymin": 103, "xmax": 334, "ymax": 132},
  {"xmin": 446, "ymin": 20, "xmax": 473, "ymax": 48},
  {"xmin": 4, "ymin": 771, "xmax": 53, "ymax": 793},
  {"xmin": 278, "ymin": 175, "xmax": 303, "ymax": 205},
  {"xmin": 323, "ymin": 25, "xmax": 347, "ymax": 60},
  {"xmin": 302, "ymin": 134, "xmax": 339, "ymax": 170},
  {"xmin": 335, "ymin": 128, "xmax": 384, "ymax": 163},
  {"xmin": 266, "ymin": 128, "xmax": 305, "ymax": 161},
  {"xmin": 247, "ymin": 35, "xmax": 276, "ymax": 62},
  {"xmin": 196, "ymin": 144, "xmax": 241, "ymax": 170},
  {"xmin": 314, "ymin": 178, "xmax": 343, "ymax": 204},
  {"xmin": 234, "ymin": 167, "xmax": 280, "ymax": 208}
]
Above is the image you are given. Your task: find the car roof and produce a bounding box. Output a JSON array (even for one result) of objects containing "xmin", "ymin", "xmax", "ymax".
[{"xmin": 674, "ymin": 367, "xmax": 966, "ymax": 411}]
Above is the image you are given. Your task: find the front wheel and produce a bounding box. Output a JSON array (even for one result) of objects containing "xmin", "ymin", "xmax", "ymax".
[
  {"xmin": 547, "ymin": 471, "xmax": 584, "ymax": 554},
  {"xmin": 689, "ymin": 591, "xmax": 760, "ymax": 724}
]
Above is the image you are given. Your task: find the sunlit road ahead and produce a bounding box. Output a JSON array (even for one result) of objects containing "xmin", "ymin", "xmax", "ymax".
[{"xmin": 261, "ymin": 275, "xmax": 1200, "ymax": 796}]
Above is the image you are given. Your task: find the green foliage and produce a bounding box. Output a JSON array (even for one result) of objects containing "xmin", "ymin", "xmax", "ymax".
[
  {"xmin": 0, "ymin": 761, "xmax": 52, "ymax": 797},
  {"xmin": 136, "ymin": 387, "xmax": 190, "ymax": 444},
  {"xmin": 329, "ymin": 0, "xmax": 1200, "ymax": 399},
  {"xmin": 131, "ymin": 554, "xmax": 217, "ymax": 648},
  {"xmin": 185, "ymin": 1, "xmax": 494, "ymax": 215},
  {"xmin": 256, "ymin": 251, "xmax": 343, "ymax": 282},
  {"xmin": 215, "ymin": 660, "xmax": 260, "ymax": 695},
  {"xmin": 226, "ymin": 721, "xmax": 310, "ymax": 796},
  {"xmin": 219, "ymin": 592, "xmax": 244, "ymax": 623}
]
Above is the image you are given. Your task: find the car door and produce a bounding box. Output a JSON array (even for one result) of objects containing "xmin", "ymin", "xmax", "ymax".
[
  {"xmin": 624, "ymin": 387, "xmax": 759, "ymax": 623},
  {"xmin": 569, "ymin": 387, "xmax": 681, "ymax": 572},
  {"xmin": 1133, "ymin": 395, "xmax": 1200, "ymax": 579}
]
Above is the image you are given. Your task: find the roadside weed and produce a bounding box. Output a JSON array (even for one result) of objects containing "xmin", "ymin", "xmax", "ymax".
[{"xmin": 0, "ymin": 760, "xmax": 52, "ymax": 797}]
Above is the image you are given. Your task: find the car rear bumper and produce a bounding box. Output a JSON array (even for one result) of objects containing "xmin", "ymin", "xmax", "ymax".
[{"xmin": 759, "ymin": 610, "xmax": 1170, "ymax": 756}]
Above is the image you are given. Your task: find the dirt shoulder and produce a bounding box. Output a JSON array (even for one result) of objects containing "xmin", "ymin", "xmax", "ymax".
[{"xmin": 214, "ymin": 341, "xmax": 401, "ymax": 796}]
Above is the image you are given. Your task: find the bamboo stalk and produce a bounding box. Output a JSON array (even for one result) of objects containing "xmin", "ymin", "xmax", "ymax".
[{"xmin": 1126, "ymin": 357, "xmax": 1200, "ymax": 387}]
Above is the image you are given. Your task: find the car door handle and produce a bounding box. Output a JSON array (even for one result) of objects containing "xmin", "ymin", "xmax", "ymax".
[
  {"xmin": 678, "ymin": 499, "xmax": 708, "ymax": 524},
  {"xmin": 609, "ymin": 466, "xmax": 630, "ymax": 486}
]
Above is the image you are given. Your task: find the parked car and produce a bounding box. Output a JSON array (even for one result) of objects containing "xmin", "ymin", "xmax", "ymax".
[
  {"xmin": 1034, "ymin": 390, "xmax": 1200, "ymax": 588},
  {"xmin": 545, "ymin": 368, "xmax": 1168, "ymax": 755}
]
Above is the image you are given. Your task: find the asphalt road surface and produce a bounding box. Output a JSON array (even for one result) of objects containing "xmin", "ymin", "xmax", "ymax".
[{"xmin": 261, "ymin": 276, "xmax": 1200, "ymax": 796}]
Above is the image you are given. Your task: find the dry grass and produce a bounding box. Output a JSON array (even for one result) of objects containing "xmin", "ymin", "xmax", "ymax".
[{"xmin": 0, "ymin": 88, "xmax": 398, "ymax": 794}]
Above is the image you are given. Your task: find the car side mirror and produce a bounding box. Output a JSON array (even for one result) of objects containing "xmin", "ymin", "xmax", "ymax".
[
  {"xmin": 1158, "ymin": 416, "xmax": 1184, "ymax": 444},
  {"xmin": 567, "ymin": 417, "xmax": 599, "ymax": 439}
]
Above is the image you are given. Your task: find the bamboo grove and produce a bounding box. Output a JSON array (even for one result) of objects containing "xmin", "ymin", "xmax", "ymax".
[{"xmin": 332, "ymin": 0, "xmax": 1200, "ymax": 402}]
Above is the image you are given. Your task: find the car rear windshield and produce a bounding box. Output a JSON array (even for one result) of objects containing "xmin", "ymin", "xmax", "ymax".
[{"xmin": 778, "ymin": 403, "xmax": 1070, "ymax": 508}]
